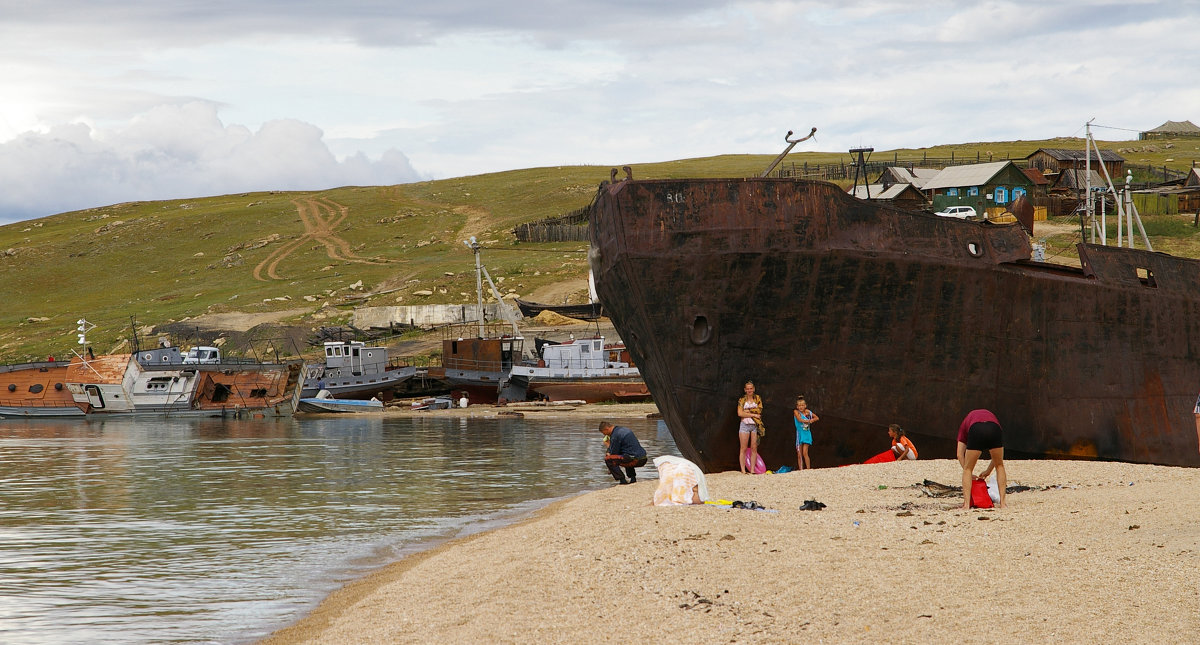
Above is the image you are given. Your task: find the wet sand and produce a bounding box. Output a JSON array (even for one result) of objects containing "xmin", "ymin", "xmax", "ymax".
[{"xmin": 261, "ymin": 458, "xmax": 1200, "ymax": 644}]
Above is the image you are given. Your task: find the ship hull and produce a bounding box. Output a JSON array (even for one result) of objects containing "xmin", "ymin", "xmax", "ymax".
[
  {"xmin": 590, "ymin": 176, "xmax": 1200, "ymax": 471},
  {"xmin": 524, "ymin": 376, "xmax": 651, "ymax": 404}
]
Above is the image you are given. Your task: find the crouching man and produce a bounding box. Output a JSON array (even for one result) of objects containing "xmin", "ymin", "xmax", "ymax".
[{"xmin": 599, "ymin": 420, "xmax": 647, "ymax": 484}]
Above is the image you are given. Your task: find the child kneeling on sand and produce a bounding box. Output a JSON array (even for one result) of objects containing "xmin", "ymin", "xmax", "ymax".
[{"xmin": 888, "ymin": 424, "xmax": 917, "ymax": 461}]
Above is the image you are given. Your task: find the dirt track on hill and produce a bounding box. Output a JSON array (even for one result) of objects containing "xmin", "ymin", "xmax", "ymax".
[{"xmin": 253, "ymin": 197, "xmax": 394, "ymax": 281}]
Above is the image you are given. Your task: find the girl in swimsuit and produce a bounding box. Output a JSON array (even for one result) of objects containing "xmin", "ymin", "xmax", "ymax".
[{"xmin": 737, "ymin": 381, "xmax": 762, "ymax": 474}]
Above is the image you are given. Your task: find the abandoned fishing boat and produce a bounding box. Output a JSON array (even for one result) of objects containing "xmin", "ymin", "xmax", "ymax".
[
  {"xmin": 514, "ymin": 298, "xmax": 604, "ymax": 321},
  {"xmin": 299, "ymin": 340, "xmax": 416, "ymax": 400},
  {"xmin": 589, "ymin": 169, "xmax": 1200, "ymax": 472},
  {"xmin": 508, "ymin": 336, "xmax": 650, "ymax": 403},
  {"xmin": 435, "ymin": 328, "xmax": 526, "ymax": 403},
  {"xmin": 0, "ymin": 343, "xmax": 302, "ymax": 418}
]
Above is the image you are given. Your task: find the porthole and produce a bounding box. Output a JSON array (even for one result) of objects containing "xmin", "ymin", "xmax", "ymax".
[
  {"xmin": 7, "ymin": 384, "xmax": 15, "ymax": 392},
  {"xmin": 690, "ymin": 315, "xmax": 713, "ymax": 345},
  {"xmin": 55, "ymin": 383, "xmax": 64, "ymax": 390},
  {"xmin": 966, "ymin": 242, "xmax": 984, "ymax": 258},
  {"xmin": 29, "ymin": 384, "xmax": 43, "ymax": 394}
]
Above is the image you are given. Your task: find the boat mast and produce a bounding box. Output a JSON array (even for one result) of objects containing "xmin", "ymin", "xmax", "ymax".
[
  {"xmin": 466, "ymin": 236, "xmax": 485, "ymax": 337},
  {"xmin": 1085, "ymin": 120, "xmax": 1152, "ymax": 250}
]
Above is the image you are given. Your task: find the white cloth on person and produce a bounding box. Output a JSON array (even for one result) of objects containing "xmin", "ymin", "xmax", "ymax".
[{"xmin": 652, "ymin": 456, "xmax": 709, "ymax": 506}]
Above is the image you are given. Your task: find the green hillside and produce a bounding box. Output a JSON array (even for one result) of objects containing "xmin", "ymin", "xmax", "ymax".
[{"xmin": 2, "ymin": 135, "xmax": 1199, "ymax": 362}]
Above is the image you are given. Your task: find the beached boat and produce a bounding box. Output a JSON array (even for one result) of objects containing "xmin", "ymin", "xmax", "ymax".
[
  {"xmin": 0, "ymin": 344, "xmax": 303, "ymax": 418},
  {"xmin": 299, "ymin": 341, "xmax": 416, "ymax": 400},
  {"xmin": 508, "ymin": 336, "xmax": 650, "ymax": 403},
  {"xmin": 589, "ymin": 172, "xmax": 1200, "ymax": 471},
  {"xmin": 514, "ymin": 298, "xmax": 604, "ymax": 321},
  {"xmin": 297, "ymin": 391, "xmax": 384, "ymax": 413},
  {"xmin": 436, "ymin": 331, "xmax": 526, "ymax": 403}
]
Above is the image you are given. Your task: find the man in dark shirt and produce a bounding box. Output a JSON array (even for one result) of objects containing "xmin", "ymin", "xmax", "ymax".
[{"xmin": 599, "ymin": 420, "xmax": 647, "ymax": 485}]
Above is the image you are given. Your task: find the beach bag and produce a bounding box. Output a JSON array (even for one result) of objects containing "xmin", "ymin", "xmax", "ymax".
[{"xmin": 970, "ymin": 479, "xmax": 993, "ymax": 508}]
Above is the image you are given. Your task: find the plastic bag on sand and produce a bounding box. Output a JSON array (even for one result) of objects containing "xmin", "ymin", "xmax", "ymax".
[
  {"xmin": 653, "ymin": 456, "xmax": 709, "ymax": 506},
  {"xmin": 986, "ymin": 473, "xmax": 1001, "ymax": 505}
]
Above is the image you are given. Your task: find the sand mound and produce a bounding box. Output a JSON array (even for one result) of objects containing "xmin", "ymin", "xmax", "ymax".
[{"xmin": 529, "ymin": 310, "xmax": 585, "ymax": 326}]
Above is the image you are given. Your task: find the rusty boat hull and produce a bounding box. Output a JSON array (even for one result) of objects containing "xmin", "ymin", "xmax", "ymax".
[{"xmin": 589, "ymin": 176, "xmax": 1200, "ymax": 472}]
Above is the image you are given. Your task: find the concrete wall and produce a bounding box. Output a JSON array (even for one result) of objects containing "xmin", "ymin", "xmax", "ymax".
[{"xmin": 354, "ymin": 303, "xmax": 520, "ymax": 329}]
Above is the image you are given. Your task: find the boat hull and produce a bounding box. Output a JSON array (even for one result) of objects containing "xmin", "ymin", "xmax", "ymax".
[
  {"xmin": 524, "ymin": 377, "xmax": 651, "ymax": 404},
  {"xmin": 590, "ymin": 176, "xmax": 1200, "ymax": 471}
]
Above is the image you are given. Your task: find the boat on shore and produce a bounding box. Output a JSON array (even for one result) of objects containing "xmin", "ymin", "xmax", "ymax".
[
  {"xmin": 1, "ymin": 344, "xmax": 302, "ymax": 418},
  {"xmin": 514, "ymin": 298, "xmax": 604, "ymax": 321},
  {"xmin": 297, "ymin": 390, "xmax": 384, "ymax": 413},
  {"xmin": 589, "ymin": 172, "xmax": 1200, "ymax": 471},
  {"xmin": 299, "ymin": 340, "xmax": 416, "ymax": 400},
  {"xmin": 508, "ymin": 336, "xmax": 650, "ymax": 403}
]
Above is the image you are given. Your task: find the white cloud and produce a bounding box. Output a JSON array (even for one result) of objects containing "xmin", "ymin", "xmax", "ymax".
[
  {"xmin": 0, "ymin": 103, "xmax": 421, "ymax": 222},
  {"xmin": 1, "ymin": 1, "xmax": 1198, "ymax": 222}
]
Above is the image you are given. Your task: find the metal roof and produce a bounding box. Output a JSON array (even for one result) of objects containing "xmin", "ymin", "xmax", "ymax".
[
  {"xmin": 922, "ymin": 161, "xmax": 1012, "ymax": 190},
  {"xmin": 849, "ymin": 184, "xmax": 919, "ymax": 200},
  {"xmin": 1026, "ymin": 148, "xmax": 1125, "ymax": 162},
  {"xmin": 884, "ymin": 167, "xmax": 940, "ymax": 188}
]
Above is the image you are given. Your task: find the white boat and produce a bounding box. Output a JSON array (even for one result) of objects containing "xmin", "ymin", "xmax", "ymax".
[{"xmin": 297, "ymin": 390, "xmax": 384, "ymax": 413}]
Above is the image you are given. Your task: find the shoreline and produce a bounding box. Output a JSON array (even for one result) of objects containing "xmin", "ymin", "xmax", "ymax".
[
  {"xmin": 260, "ymin": 458, "xmax": 1200, "ymax": 644},
  {"xmin": 335, "ymin": 401, "xmax": 661, "ymax": 421}
]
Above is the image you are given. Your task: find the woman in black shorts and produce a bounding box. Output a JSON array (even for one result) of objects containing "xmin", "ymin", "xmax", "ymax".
[{"xmin": 956, "ymin": 409, "xmax": 1006, "ymax": 509}]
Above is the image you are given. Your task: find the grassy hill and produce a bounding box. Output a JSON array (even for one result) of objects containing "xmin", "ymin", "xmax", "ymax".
[{"xmin": 3, "ymin": 135, "xmax": 1199, "ymax": 362}]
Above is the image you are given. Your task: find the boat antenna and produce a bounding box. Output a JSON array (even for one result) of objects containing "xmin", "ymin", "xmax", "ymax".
[
  {"xmin": 759, "ymin": 127, "xmax": 817, "ymax": 178},
  {"xmin": 849, "ymin": 146, "xmax": 875, "ymax": 199}
]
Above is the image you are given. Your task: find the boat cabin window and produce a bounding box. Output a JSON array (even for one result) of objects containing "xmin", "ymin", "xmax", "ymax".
[
  {"xmin": 146, "ymin": 377, "xmax": 173, "ymax": 391},
  {"xmin": 212, "ymin": 383, "xmax": 231, "ymax": 403},
  {"xmin": 250, "ymin": 388, "xmax": 268, "ymax": 398},
  {"xmin": 28, "ymin": 384, "xmax": 43, "ymax": 394}
]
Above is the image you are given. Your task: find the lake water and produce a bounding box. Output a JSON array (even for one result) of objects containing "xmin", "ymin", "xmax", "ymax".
[{"xmin": 0, "ymin": 415, "xmax": 678, "ymax": 644}]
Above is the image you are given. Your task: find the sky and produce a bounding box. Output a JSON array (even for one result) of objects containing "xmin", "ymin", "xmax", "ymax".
[{"xmin": 1, "ymin": 1, "xmax": 1197, "ymax": 223}]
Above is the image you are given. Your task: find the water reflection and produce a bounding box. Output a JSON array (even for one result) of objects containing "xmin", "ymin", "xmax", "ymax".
[{"xmin": 0, "ymin": 416, "xmax": 676, "ymax": 644}]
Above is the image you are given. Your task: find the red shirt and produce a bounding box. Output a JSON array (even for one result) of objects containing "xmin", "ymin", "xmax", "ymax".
[{"xmin": 957, "ymin": 409, "xmax": 1000, "ymax": 443}]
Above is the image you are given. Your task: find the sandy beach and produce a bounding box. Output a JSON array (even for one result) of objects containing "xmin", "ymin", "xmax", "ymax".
[{"xmin": 261, "ymin": 455, "xmax": 1199, "ymax": 644}]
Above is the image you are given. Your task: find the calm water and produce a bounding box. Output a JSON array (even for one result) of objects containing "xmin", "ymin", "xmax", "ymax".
[{"xmin": 0, "ymin": 415, "xmax": 677, "ymax": 644}]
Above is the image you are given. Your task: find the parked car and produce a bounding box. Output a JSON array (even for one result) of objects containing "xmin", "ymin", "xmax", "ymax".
[{"xmin": 934, "ymin": 206, "xmax": 977, "ymax": 219}]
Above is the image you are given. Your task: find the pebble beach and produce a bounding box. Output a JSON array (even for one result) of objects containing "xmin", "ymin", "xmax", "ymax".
[{"xmin": 261, "ymin": 450, "xmax": 1200, "ymax": 644}]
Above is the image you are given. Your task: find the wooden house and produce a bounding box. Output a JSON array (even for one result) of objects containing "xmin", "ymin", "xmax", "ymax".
[
  {"xmin": 1139, "ymin": 120, "xmax": 1200, "ymax": 140},
  {"xmin": 878, "ymin": 167, "xmax": 940, "ymax": 190},
  {"xmin": 1025, "ymin": 148, "xmax": 1125, "ymax": 180},
  {"xmin": 848, "ymin": 183, "xmax": 929, "ymax": 210},
  {"xmin": 923, "ymin": 161, "xmax": 1039, "ymax": 221}
]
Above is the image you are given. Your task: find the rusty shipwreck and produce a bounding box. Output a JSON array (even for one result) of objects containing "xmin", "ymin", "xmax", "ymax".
[{"xmin": 589, "ymin": 172, "xmax": 1200, "ymax": 472}]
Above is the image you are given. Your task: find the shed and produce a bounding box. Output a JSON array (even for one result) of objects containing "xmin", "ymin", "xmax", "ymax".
[
  {"xmin": 1026, "ymin": 148, "xmax": 1125, "ymax": 179},
  {"xmin": 1139, "ymin": 120, "xmax": 1200, "ymax": 140},
  {"xmin": 1186, "ymin": 167, "xmax": 1200, "ymax": 187},
  {"xmin": 878, "ymin": 167, "xmax": 940, "ymax": 190},
  {"xmin": 1053, "ymin": 169, "xmax": 1107, "ymax": 192},
  {"xmin": 924, "ymin": 161, "xmax": 1038, "ymax": 220},
  {"xmin": 848, "ymin": 183, "xmax": 929, "ymax": 210}
]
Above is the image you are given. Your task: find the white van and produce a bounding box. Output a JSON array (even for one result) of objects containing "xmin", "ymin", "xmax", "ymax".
[{"xmin": 934, "ymin": 206, "xmax": 977, "ymax": 219}]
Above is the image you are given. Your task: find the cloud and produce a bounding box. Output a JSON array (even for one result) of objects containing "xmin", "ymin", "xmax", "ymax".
[{"xmin": 0, "ymin": 103, "xmax": 422, "ymax": 223}]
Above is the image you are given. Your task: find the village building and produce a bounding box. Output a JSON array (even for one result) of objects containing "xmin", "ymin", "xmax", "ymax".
[
  {"xmin": 847, "ymin": 183, "xmax": 929, "ymax": 210},
  {"xmin": 922, "ymin": 161, "xmax": 1039, "ymax": 221},
  {"xmin": 877, "ymin": 166, "xmax": 940, "ymax": 190},
  {"xmin": 1025, "ymin": 148, "xmax": 1125, "ymax": 180},
  {"xmin": 1139, "ymin": 120, "xmax": 1200, "ymax": 140},
  {"xmin": 1133, "ymin": 167, "xmax": 1200, "ymax": 216}
]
